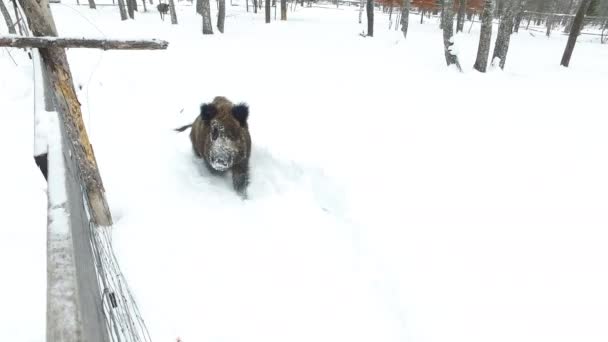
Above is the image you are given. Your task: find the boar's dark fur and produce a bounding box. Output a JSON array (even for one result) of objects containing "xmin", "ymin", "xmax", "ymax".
[{"xmin": 175, "ymin": 96, "xmax": 252, "ymax": 198}]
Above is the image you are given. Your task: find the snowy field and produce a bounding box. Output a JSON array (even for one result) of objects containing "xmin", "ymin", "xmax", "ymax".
[{"xmin": 1, "ymin": 1, "xmax": 608, "ymax": 342}]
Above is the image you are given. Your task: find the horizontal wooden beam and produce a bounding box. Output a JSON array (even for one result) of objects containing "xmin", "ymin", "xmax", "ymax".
[{"xmin": 0, "ymin": 36, "xmax": 169, "ymax": 50}]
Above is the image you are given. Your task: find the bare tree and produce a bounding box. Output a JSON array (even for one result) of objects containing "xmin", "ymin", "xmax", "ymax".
[
  {"xmin": 217, "ymin": 0, "xmax": 225, "ymax": 32},
  {"xmin": 265, "ymin": 0, "xmax": 270, "ymax": 22},
  {"xmin": 545, "ymin": 0, "xmax": 556, "ymax": 36},
  {"xmin": 117, "ymin": 0, "xmax": 128, "ymax": 20},
  {"xmin": 491, "ymin": 0, "xmax": 516, "ymax": 69},
  {"xmin": 169, "ymin": 0, "xmax": 177, "ymax": 24},
  {"xmin": 202, "ymin": 0, "xmax": 213, "ymax": 33},
  {"xmin": 281, "ymin": 0, "xmax": 286, "ymax": 19},
  {"xmin": 0, "ymin": 0, "xmax": 15, "ymax": 34},
  {"xmin": 442, "ymin": 0, "xmax": 462, "ymax": 70},
  {"xmin": 126, "ymin": 0, "xmax": 135, "ymax": 18},
  {"xmin": 561, "ymin": 0, "xmax": 591, "ymax": 66},
  {"xmin": 456, "ymin": 0, "xmax": 466, "ymax": 31},
  {"xmin": 513, "ymin": 0, "xmax": 525, "ymax": 32},
  {"xmin": 400, "ymin": 0, "xmax": 409, "ymax": 38},
  {"xmin": 366, "ymin": 0, "xmax": 374, "ymax": 36},
  {"xmin": 358, "ymin": 0, "xmax": 364, "ymax": 23},
  {"xmin": 474, "ymin": 0, "xmax": 493, "ymax": 71}
]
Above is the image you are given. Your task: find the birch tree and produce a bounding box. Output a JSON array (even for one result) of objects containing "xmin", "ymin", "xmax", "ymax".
[{"xmin": 473, "ymin": 0, "xmax": 493, "ymax": 71}]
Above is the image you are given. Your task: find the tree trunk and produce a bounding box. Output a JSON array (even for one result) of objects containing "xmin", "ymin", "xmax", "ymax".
[
  {"xmin": 126, "ymin": 0, "xmax": 135, "ymax": 18},
  {"xmin": 280, "ymin": 0, "xmax": 286, "ymax": 19},
  {"xmin": 545, "ymin": 0, "xmax": 556, "ymax": 36},
  {"xmin": 17, "ymin": 0, "xmax": 113, "ymax": 227},
  {"xmin": 132, "ymin": 0, "xmax": 138, "ymax": 11},
  {"xmin": 202, "ymin": 0, "xmax": 213, "ymax": 34},
  {"xmin": 169, "ymin": 0, "xmax": 177, "ymax": 24},
  {"xmin": 456, "ymin": 0, "xmax": 466, "ymax": 32},
  {"xmin": 217, "ymin": 0, "xmax": 225, "ymax": 31},
  {"xmin": 473, "ymin": 0, "xmax": 493, "ymax": 71},
  {"xmin": 442, "ymin": 0, "xmax": 462, "ymax": 70},
  {"xmin": 253, "ymin": 0, "xmax": 257, "ymax": 13},
  {"xmin": 358, "ymin": 0, "xmax": 363, "ymax": 23},
  {"xmin": 366, "ymin": 0, "xmax": 373, "ymax": 36},
  {"xmin": 116, "ymin": 0, "xmax": 127, "ymax": 20},
  {"xmin": 400, "ymin": 0, "xmax": 409, "ymax": 38},
  {"xmin": 246, "ymin": 0, "xmax": 248, "ymax": 11},
  {"xmin": 196, "ymin": 0, "xmax": 203, "ymax": 14},
  {"xmin": 420, "ymin": 9, "xmax": 424, "ymax": 23},
  {"xmin": 491, "ymin": 0, "xmax": 515, "ymax": 69},
  {"xmin": 265, "ymin": 0, "xmax": 270, "ymax": 22},
  {"xmin": 0, "ymin": 0, "xmax": 15, "ymax": 34},
  {"xmin": 88, "ymin": 0, "xmax": 96, "ymax": 8},
  {"xmin": 512, "ymin": 0, "xmax": 525, "ymax": 32},
  {"xmin": 561, "ymin": 0, "xmax": 591, "ymax": 66},
  {"xmin": 141, "ymin": 0, "xmax": 147, "ymax": 12}
]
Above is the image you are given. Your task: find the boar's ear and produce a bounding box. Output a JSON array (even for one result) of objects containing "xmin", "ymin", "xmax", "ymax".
[
  {"xmin": 200, "ymin": 103, "xmax": 217, "ymax": 121},
  {"xmin": 232, "ymin": 103, "xmax": 249, "ymax": 127}
]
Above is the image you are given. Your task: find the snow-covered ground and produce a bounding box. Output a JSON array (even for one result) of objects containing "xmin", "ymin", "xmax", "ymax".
[{"xmin": 2, "ymin": 1, "xmax": 608, "ymax": 342}]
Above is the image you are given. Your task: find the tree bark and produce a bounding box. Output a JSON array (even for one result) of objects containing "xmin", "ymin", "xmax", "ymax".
[
  {"xmin": 253, "ymin": 0, "xmax": 257, "ymax": 13},
  {"xmin": 117, "ymin": 0, "xmax": 128, "ymax": 20},
  {"xmin": 280, "ymin": 0, "xmax": 286, "ymax": 19},
  {"xmin": 0, "ymin": 36, "xmax": 169, "ymax": 49},
  {"xmin": 217, "ymin": 0, "xmax": 225, "ymax": 31},
  {"xmin": 265, "ymin": 0, "xmax": 270, "ymax": 22},
  {"xmin": 473, "ymin": 0, "xmax": 493, "ymax": 71},
  {"xmin": 196, "ymin": 0, "xmax": 203, "ymax": 14},
  {"xmin": 17, "ymin": 0, "xmax": 113, "ymax": 226},
  {"xmin": 400, "ymin": 0, "xmax": 409, "ymax": 38},
  {"xmin": 545, "ymin": 0, "xmax": 556, "ymax": 36},
  {"xmin": 0, "ymin": 0, "xmax": 15, "ymax": 34},
  {"xmin": 491, "ymin": 0, "xmax": 515, "ymax": 69},
  {"xmin": 456, "ymin": 0, "xmax": 466, "ymax": 32},
  {"xmin": 202, "ymin": 0, "xmax": 213, "ymax": 34},
  {"xmin": 561, "ymin": 0, "xmax": 591, "ymax": 66},
  {"xmin": 442, "ymin": 0, "xmax": 462, "ymax": 70},
  {"xmin": 366, "ymin": 0, "xmax": 373, "ymax": 36},
  {"xmin": 169, "ymin": 0, "xmax": 177, "ymax": 24},
  {"xmin": 126, "ymin": 0, "xmax": 135, "ymax": 18},
  {"xmin": 512, "ymin": 0, "xmax": 524, "ymax": 32}
]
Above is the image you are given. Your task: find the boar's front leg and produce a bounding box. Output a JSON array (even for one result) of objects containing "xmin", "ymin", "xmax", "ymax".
[{"xmin": 231, "ymin": 161, "xmax": 250, "ymax": 199}]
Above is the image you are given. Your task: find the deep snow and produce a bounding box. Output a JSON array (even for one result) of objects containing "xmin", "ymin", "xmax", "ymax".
[{"xmin": 1, "ymin": 1, "xmax": 608, "ymax": 342}]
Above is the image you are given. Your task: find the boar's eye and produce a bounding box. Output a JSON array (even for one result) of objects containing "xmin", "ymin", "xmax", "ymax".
[{"xmin": 211, "ymin": 126, "xmax": 219, "ymax": 141}]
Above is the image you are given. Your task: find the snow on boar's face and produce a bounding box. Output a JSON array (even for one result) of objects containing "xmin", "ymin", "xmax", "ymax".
[{"xmin": 198, "ymin": 97, "xmax": 250, "ymax": 172}]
